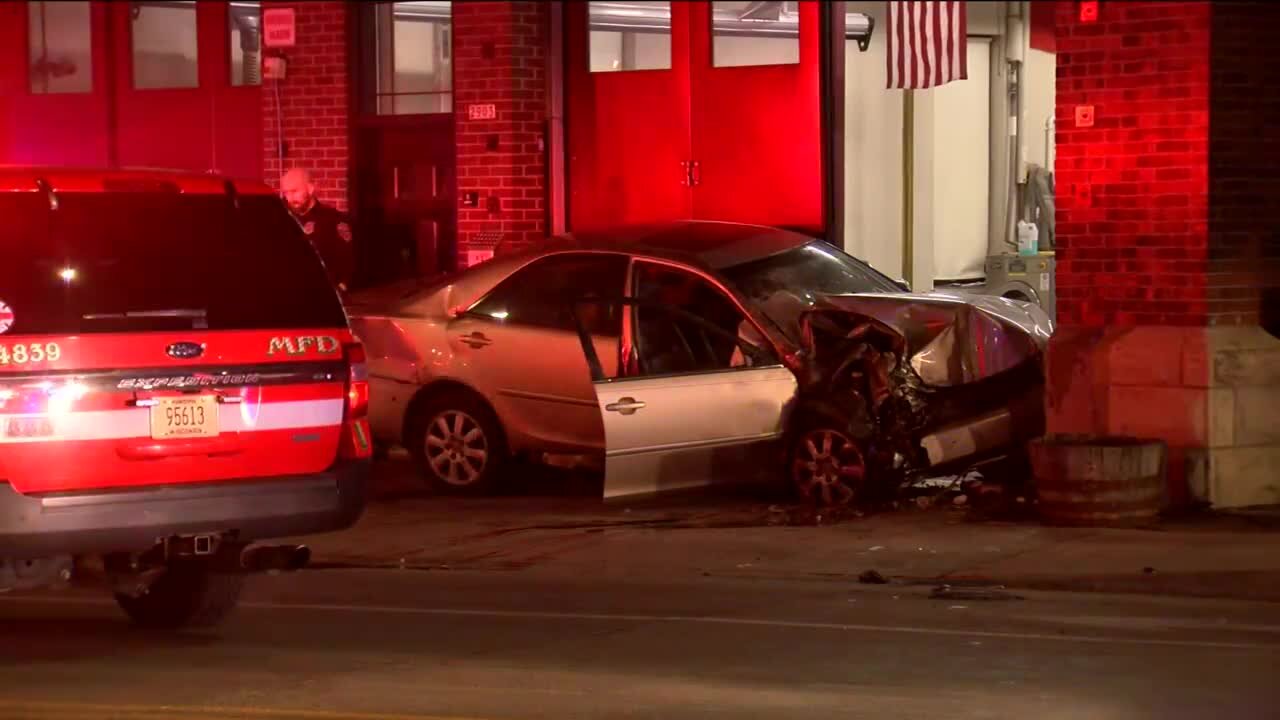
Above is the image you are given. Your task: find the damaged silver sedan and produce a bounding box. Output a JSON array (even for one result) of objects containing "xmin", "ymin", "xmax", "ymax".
[{"xmin": 347, "ymin": 221, "xmax": 1052, "ymax": 504}]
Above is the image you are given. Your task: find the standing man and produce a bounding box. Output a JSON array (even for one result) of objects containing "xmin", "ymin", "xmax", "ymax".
[{"xmin": 280, "ymin": 168, "xmax": 355, "ymax": 293}]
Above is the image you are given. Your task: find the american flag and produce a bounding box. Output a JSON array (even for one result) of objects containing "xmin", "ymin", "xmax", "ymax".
[{"xmin": 886, "ymin": 1, "xmax": 968, "ymax": 90}]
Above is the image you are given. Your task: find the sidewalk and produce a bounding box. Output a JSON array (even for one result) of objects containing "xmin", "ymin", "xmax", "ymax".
[{"xmin": 295, "ymin": 459, "xmax": 1280, "ymax": 603}]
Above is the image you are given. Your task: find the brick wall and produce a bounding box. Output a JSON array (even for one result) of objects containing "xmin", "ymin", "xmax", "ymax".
[
  {"xmin": 452, "ymin": 1, "xmax": 549, "ymax": 258},
  {"xmin": 1209, "ymin": 2, "xmax": 1280, "ymax": 332},
  {"xmin": 260, "ymin": 1, "xmax": 350, "ymax": 210},
  {"xmin": 1053, "ymin": 1, "xmax": 1212, "ymax": 326}
]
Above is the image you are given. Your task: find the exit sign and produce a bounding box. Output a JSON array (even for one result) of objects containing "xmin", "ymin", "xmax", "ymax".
[
  {"xmin": 468, "ymin": 104, "xmax": 497, "ymax": 121},
  {"xmin": 263, "ymin": 8, "xmax": 296, "ymax": 48}
]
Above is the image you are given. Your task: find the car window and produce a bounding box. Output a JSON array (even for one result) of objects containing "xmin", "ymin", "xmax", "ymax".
[
  {"xmin": 0, "ymin": 190, "xmax": 347, "ymax": 336},
  {"xmin": 628, "ymin": 263, "xmax": 776, "ymax": 378},
  {"xmin": 469, "ymin": 253, "xmax": 628, "ymax": 335}
]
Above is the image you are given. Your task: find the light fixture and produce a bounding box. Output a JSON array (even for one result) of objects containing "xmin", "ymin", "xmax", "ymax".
[{"xmin": 58, "ymin": 267, "xmax": 77, "ymax": 282}]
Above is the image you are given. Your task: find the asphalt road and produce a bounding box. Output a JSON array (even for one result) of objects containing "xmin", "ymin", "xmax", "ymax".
[{"xmin": 2, "ymin": 569, "xmax": 1279, "ymax": 720}]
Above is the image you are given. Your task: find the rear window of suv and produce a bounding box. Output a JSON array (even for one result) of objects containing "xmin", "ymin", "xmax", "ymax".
[{"xmin": 0, "ymin": 189, "xmax": 347, "ymax": 336}]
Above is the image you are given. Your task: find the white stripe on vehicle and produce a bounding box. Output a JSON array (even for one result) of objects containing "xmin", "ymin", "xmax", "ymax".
[{"xmin": 0, "ymin": 399, "xmax": 345, "ymax": 444}]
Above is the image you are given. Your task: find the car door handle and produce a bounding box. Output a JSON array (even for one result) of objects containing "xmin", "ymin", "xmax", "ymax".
[
  {"xmin": 460, "ymin": 332, "xmax": 492, "ymax": 348},
  {"xmin": 605, "ymin": 397, "xmax": 646, "ymax": 415}
]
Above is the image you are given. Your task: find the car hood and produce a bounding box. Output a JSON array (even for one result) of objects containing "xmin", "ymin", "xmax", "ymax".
[{"xmin": 800, "ymin": 290, "xmax": 1054, "ymax": 388}]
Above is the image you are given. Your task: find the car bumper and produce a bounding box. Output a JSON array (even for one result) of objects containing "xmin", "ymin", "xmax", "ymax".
[{"xmin": 0, "ymin": 461, "xmax": 369, "ymax": 557}]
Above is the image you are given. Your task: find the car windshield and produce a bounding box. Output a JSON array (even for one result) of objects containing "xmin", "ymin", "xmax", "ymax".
[{"xmin": 720, "ymin": 241, "xmax": 901, "ymax": 341}]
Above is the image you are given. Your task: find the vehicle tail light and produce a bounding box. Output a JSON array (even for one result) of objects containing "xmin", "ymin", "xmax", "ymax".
[
  {"xmin": 345, "ymin": 342, "xmax": 370, "ymax": 419},
  {"xmin": 339, "ymin": 342, "xmax": 372, "ymax": 460}
]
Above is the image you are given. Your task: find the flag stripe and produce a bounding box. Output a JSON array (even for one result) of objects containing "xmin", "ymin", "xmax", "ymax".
[{"xmin": 886, "ymin": 1, "xmax": 968, "ymax": 90}]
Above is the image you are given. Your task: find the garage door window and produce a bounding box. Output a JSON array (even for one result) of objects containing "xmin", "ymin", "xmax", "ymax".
[
  {"xmin": 589, "ymin": 1, "xmax": 672, "ymax": 72},
  {"xmin": 27, "ymin": 1, "xmax": 93, "ymax": 94},
  {"xmin": 131, "ymin": 0, "xmax": 199, "ymax": 89},
  {"xmin": 711, "ymin": 1, "xmax": 800, "ymax": 68}
]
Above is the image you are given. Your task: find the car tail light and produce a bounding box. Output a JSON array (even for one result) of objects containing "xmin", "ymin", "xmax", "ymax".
[
  {"xmin": 340, "ymin": 342, "xmax": 372, "ymax": 460},
  {"xmin": 345, "ymin": 342, "xmax": 370, "ymax": 419}
]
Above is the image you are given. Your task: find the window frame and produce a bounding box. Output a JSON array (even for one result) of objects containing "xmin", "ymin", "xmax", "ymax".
[
  {"xmin": 357, "ymin": 1, "xmax": 456, "ymax": 117},
  {"xmin": 616, "ymin": 258, "xmax": 783, "ymax": 381},
  {"xmin": 462, "ymin": 251, "xmax": 632, "ymax": 335}
]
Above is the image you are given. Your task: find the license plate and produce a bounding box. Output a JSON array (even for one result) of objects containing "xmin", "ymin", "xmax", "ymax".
[{"xmin": 151, "ymin": 396, "xmax": 219, "ymax": 440}]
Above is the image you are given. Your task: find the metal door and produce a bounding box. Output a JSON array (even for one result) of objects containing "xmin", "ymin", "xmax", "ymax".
[
  {"xmin": 566, "ymin": 1, "xmax": 693, "ymax": 231},
  {"xmin": 447, "ymin": 252, "xmax": 631, "ymax": 454},
  {"xmin": 111, "ymin": 1, "xmax": 259, "ymax": 177},
  {"xmin": 688, "ymin": 1, "xmax": 823, "ymax": 232},
  {"xmin": 355, "ymin": 115, "xmax": 458, "ymax": 286},
  {"xmin": 592, "ymin": 364, "xmax": 797, "ymax": 498},
  {"xmin": 564, "ymin": 1, "xmax": 824, "ymax": 234},
  {"xmin": 0, "ymin": 1, "xmax": 113, "ymax": 166},
  {"xmin": 575, "ymin": 269, "xmax": 798, "ymax": 499}
]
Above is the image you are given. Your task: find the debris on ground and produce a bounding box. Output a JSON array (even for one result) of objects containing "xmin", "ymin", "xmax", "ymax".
[{"xmin": 858, "ymin": 569, "xmax": 889, "ymax": 585}]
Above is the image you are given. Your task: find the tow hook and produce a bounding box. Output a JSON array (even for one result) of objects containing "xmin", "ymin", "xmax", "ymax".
[{"xmin": 240, "ymin": 544, "xmax": 311, "ymax": 573}]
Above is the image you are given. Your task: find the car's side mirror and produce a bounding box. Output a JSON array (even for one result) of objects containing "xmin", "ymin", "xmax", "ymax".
[{"xmin": 893, "ymin": 279, "xmax": 911, "ymax": 292}]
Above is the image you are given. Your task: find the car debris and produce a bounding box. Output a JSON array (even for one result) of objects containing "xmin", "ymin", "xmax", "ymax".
[
  {"xmin": 930, "ymin": 585, "xmax": 1025, "ymax": 602},
  {"xmin": 858, "ymin": 569, "xmax": 889, "ymax": 585},
  {"xmin": 787, "ymin": 292, "xmax": 1050, "ymax": 508}
]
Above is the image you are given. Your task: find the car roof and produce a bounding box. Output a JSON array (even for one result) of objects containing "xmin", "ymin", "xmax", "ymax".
[
  {"xmin": 395, "ymin": 221, "xmax": 817, "ymax": 317},
  {"xmin": 551, "ymin": 220, "xmax": 816, "ymax": 270},
  {"xmin": 0, "ymin": 165, "xmax": 276, "ymax": 196}
]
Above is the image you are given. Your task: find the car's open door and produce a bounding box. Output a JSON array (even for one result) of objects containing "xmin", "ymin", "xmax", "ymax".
[{"xmin": 573, "ymin": 299, "xmax": 798, "ymax": 500}]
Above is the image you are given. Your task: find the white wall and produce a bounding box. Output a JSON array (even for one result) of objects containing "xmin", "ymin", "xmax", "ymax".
[
  {"xmin": 1024, "ymin": 46, "xmax": 1056, "ymax": 173},
  {"xmin": 842, "ymin": 1, "xmax": 904, "ymax": 282},
  {"xmin": 842, "ymin": 2, "xmax": 1000, "ymax": 288},
  {"xmin": 931, "ymin": 38, "xmax": 991, "ymax": 281}
]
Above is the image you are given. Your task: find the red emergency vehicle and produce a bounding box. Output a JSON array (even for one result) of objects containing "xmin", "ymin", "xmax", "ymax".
[{"xmin": 0, "ymin": 167, "xmax": 370, "ymax": 629}]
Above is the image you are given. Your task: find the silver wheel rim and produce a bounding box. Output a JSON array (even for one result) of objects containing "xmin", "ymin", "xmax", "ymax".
[
  {"xmin": 792, "ymin": 429, "xmax": 866, "ymax": 506},
  {"xmin": 424, "ymin": 410, "xmax": 489, "ymax": 486}
]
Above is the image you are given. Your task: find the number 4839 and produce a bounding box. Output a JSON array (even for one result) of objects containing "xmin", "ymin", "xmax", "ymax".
[{"xmin": 0, "ymin": 343, "xmax": 61, "ymax": 366}]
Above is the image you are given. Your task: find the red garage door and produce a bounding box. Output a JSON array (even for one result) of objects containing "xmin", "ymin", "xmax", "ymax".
[
  {"xmin": 0, "ymin": 0, "xmax": 261, "ymax": 179},
  {"xmin": 567, "ymin": 1, "xmax": 822, "ymax": 234}
]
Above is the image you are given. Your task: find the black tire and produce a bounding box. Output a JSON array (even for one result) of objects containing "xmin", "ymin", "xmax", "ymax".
[
  {"xmin": 408, "ymin": 389, "xmax": 509, "ymax": 495},
  {"xmin": 114, "ymin": 562, "xmax": 245, "ymax": 630}
]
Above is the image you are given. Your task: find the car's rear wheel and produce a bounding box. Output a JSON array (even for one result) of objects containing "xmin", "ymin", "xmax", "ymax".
[
  {"xmin": 114, "ymin": 562, "xmax": 245, "ymax": 630},
  {"xmin": 409, "ymin": 390, "xmax": 508, "ymax": 495},
  {"xmin": 789, "ymin": 425, "xmax": 868, "ymax": 507}
]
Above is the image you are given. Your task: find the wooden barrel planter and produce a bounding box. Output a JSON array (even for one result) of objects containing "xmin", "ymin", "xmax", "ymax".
[{"xmin": 1028, "ymin": 435, "xmax": 1167, "ymax": 527}]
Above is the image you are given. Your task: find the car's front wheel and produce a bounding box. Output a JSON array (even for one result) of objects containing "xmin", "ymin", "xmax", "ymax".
[
  {"xmin": 409, "ymin": 390, "xmax": 508, "ymax": 495},
  {"xmin": 788, "ymin": 425, "xmax": 868, "ymax": 507},
  {"xmin": 114, "ymin": 562, "xmax": 245, "ymax": 630}
]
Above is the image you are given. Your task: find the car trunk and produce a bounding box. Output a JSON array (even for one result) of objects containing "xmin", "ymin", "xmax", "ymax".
[{"xmin": 0, "ymin": 185, "xmax": 355, "ymax": 495}]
